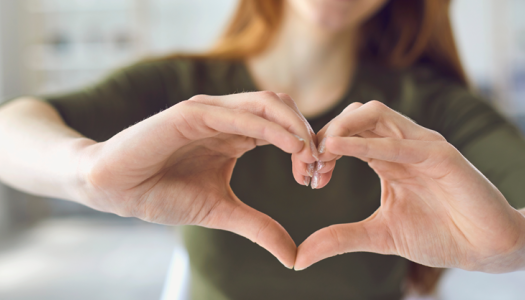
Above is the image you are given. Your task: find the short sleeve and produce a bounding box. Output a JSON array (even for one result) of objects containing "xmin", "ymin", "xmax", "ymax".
[{"xmin": 41, "ymin": 60, "xmax": 182, "ymax": 142}]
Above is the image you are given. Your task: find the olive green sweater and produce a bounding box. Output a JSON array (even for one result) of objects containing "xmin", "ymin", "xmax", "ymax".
[{"xmin": 43, "ymin": 57, "xmax": 525, "ymax": 300}]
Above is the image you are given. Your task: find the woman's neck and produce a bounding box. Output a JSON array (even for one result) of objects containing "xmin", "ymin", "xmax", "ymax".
[{"xmin": 247, "ymin": 4, "xmax": 359, "ymax": 118}]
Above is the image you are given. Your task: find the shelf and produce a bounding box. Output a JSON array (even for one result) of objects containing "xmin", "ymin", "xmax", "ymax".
[{"xmin": 26, "ymin": 0, "xmax": 134, "ymax": 13}]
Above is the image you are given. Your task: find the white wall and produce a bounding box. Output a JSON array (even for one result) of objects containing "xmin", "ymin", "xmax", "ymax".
[
  {"xmin": 0, "ymin": 0, "xmax": 35, "ymax": 239},
  {"xmin": 0, "ymin": 0, "xmax": 10, "ymax": 240},
  {"xmin": 451, "ymin": 0, "xmax": 495, "ymax": 87},
  {"xmin": 148, "ymin": 0, "xmax": 238, "ymax": 54},
  {"xmin": 452, "ymin": 0, "xmax": 525, "ymax": 116},
  {"xmin": 0, "ymin": 2, "xmax": 8, "ymax": 240},
  {"xmin": 0, "ymin": 0, "xmax": 30, "ymax": 100}
]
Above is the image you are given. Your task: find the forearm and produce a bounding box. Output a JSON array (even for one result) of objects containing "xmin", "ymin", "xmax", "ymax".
[{"xmin": 0, "ymin": 98, "xmax": 95, "ymax": 202}]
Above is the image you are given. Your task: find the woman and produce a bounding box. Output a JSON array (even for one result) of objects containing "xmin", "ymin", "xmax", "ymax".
[{"xmin": 1, "ymin": 0, "xmax": 525, "ymax": 299}]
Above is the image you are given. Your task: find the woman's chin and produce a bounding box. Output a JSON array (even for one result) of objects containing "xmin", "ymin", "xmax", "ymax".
[
  {"xmin": 286, "ymin": 0, "xmax": 388, "ymax": 33},
  {"xmin": 310, "ymin": 15, "xmax": 357, "ymax": 33}
]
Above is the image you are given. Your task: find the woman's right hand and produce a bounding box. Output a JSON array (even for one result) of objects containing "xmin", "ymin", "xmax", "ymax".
[{"xmin": 76, "ymin": 91, "xmax": 317, "ymax": 268}]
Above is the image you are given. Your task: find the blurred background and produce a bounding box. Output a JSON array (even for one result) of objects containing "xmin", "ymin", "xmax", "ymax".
[{"xmin": 0, "ymin": 0, "xmax": 524, "ymax": 299}]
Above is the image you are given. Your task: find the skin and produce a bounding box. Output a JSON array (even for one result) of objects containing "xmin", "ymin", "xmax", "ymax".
[
  {"xmin": 0, "ymin": 93, "xmax": 318, "ymax": 269},
  {"xmin": 0, "ymin": 0, "xmax": 524, "ymax": 273},
  {"xmin": 294, "ymin": 101, "xmax": 525, "ymax": 272}
]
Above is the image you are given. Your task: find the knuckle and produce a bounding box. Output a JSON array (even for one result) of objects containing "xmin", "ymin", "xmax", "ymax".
[
  {"xmin": 366, "ymin": 100, "xmax": 387, "ymax": 111},
  {"xmin": 172, "ymin": 100, "xmax": 201, "ymax": 129},
  {"xmin": 388, "ymin": 138, "xmax": 402, "ymax": 161},
  {"xmin": 361, "ymin": 139, "xmax": 374, "ymax": 157},
  {"xmin": 187, "ymin": 94, "xmax": 208, "ymax": 103},
  {"xmin": 236, "ymin": 109, "xmax": 253, "ymax": 120},
  {"xmin": 324, "ymin": 136, "xmax": 338, "ymax": 152},
  {"xmin": 175, "ymin": 100, "xmax": 204, "ymax": 125},
  {"xmin": 277, "ymin": 93, "xmax": 298, "ymax": 107},
  {"xmin": 348, "ymin": 102, "xmax": 363, "ymax": 109},
  {"xmin": 252, "ymin": 91, "xmax": 280, "ymax": 115},
  {"xmin": 176, "ymin": 99, "xmax": 197, "ymax": 112},
  {"xmin": 276, "ymin": 92, "xmax": 292, "ymax": 101},
  {"xmin": 255, "ymin": 216, "xmax": 274, "ymax": 243},
  {"xmin": 327, "ymin": 225, "xmax": 343, "ymax": 254},
  {"xmin": 341, "ymin": 102, "xmax": 363, "ymax": 114},
  {"xmin": 428, "ymin": 129, "xmax": 447, "ymax": 141},
  {"xmin": 257, "ymin": 90, "xmax": 279, "ymax": 101},
  {"xmin": 328, "ymin": 121, "xmax": 348, "ymax": 137}
]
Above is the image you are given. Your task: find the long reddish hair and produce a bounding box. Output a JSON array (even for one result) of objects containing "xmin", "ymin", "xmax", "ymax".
[
  {"xmin": 207, "ymin": 0, "xmax": 467, "ymax": 87},
  {"xmin": 200, "ymin": 0, "xmax": 466, "ymax": 295}
]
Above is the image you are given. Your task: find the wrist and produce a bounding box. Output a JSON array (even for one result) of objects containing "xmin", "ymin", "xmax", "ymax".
[
  {"xmin": 63, "ymin": 137, "xmax": 99, "ymax": 205},
  {"xmin": 512, "ymin": 209, "xmax": 525, "ymax": 271},
  {"xmin": 498, "ymin": 209, "xmax": 525, "ymax": 273},
  {"xmin": 474, "ymin": 208, "xmax": 525, "ymax": 273},
  {"xmin": 517, "ymin": 209, "xmax": 525, "ymax": 271}
]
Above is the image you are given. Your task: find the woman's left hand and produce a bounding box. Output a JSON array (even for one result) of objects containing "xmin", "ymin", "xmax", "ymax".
[{"xmin": 294, "ymin": 101, "xmax": 525, "ymax": 273}]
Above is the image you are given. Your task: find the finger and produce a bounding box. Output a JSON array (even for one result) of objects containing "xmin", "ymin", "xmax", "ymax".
[
  {"xmin": 101, "ymin": 99, "xmax": 305, "ymax": 176},
  {"xmin": 212, "ymin": 201, "xmax": 297, "ymax": 269},
  {"xmin": 191, "ymin": 92, "xmax": 318, "ymax": 163},
  {"xmin": 291, "ymin": 157, "xmax": 313, "ymax": 186},
  {"xmin": 325, "ymin": 100, "xmax": 444, "ymax": 142},
  {"xmin": 316, "ymin": 102, "xmax": 363, "ymax": 144},
  {"xmin": 277, "ymin": 93, "xmax": 317, "ymax": 140},
  {"xmin": 310, "ymin": 169, "xmax": 333, "ymax": 189},
  {"xmin": 278, "ymin": 93, "xmax": 319, "ymax": 165},
  {"xmin": 255, "ymin": 139, "xmax": 270, "ymax": 146},
  {"xmin": 317, "ymin": 132, "xmax": 378, "ymax": 162},
  {"xmin": 326, "ymin": 136, "xmax": 437, "ymax": 164},
  {"xmin": 278, "ymin": 92, "xmax": 322, "ymax": 186},
  {"xmin": 174, "ymin": 101, "xmax": 306, "ymax": 155},
  {"xmin": 278, "ymin": 92, "xmax": 319, "ymax": 186},
  {"xmin": 291, "ymin": 154, "xmax": 315, "ymax": 186},
  {"xmin": 295, "ymin": 219, "xmax": 390, "ymax": 270},
  {"xmin": 326, "ymin": 136, "xmax": 462, "ymax": 179},
  {"xmin": 317, "ymin": 102, "xmax": 364, "ymax": 162},
  {"xmin": 291, "ymin": 155, "xmax": 336, "ymax": 187},
  {"xmin": 315, "ymin": 159, "xmax": 336, "ymax": 174},
  {"xmin": 316, "ymin": 102, "xmax": 363, "ymax": 141}
]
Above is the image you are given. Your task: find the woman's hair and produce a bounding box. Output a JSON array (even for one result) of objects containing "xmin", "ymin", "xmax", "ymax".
[
  {"xmin": 208, "ymin": 0, "xmax": 467, "ymax": 86},
  {"xmin": 202, "ymin": 0, "xmax": 464, "ymax": 295}
]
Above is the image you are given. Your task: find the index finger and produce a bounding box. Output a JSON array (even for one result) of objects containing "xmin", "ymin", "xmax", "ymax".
[
  {"xmin": 325, "ymin": 100, "xmax": 443, "ymax": 141},
  {"xmin": 190, "ymin": 92, "xmax": 318, "ymax": 164},
  {"xmin": 317, "ymin": 101, "xmax": 443, "ymax": 161}
]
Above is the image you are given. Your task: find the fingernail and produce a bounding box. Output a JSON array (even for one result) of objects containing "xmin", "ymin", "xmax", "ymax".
[
  {"xmin": 311, "ymin": 172, "xmax": 320, "ymax": 189},
  {"xmin": 306, "ymin": 163, "xmax": 315, "ymax": 177},
  {"xmin": 279, "ymin": 259, "xmax": 294, "ymax": 269},
  {"xmin": 294, "ymin": 266, "xmax": 306, "ymax": 271},
  {"xmin": 303, "ymin": 176, "xmax": 311, "ymax": 187},
  {"xmin": 293, "ymin": 134, "xmax": 304, "ymax": 142},
  {"xmin": 310, "ymin": 140, "xmax": 319, "ymax": 161},
  {"xmin": 318, "ymin": 137, "xmax": 327, "ymax": 154},
  {"xmin": 316, "ymin": 161, "xmax": 325, "ymax": 172}
]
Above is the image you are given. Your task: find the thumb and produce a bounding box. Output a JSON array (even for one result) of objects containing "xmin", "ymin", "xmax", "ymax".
[
  {"xmin": 208, "ymin": 200, "xmax": 297, "ymax": 269},
  {"xmin": 294, "ymin": 219, "xmax": 389, "ymax": 271}
]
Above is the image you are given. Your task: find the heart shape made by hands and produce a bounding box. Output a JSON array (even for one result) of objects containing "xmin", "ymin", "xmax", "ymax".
[{"xmin": 81, "ymin": 92, "xmax": 524, "ymax": 273}]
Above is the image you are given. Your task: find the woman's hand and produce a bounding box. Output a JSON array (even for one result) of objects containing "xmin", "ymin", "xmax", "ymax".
[
  {"xmin": 77, "ymin": 91, "xmax": 318, "ymax": 268},
  {"xmin": 295, "ymin": 101, "xmax": 525, "ymax": 272}
]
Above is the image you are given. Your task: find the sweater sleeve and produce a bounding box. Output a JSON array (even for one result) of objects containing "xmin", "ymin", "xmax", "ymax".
[{"xmin": 41, "ymin": 59, "xmax": 188, "ymax": 142}]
